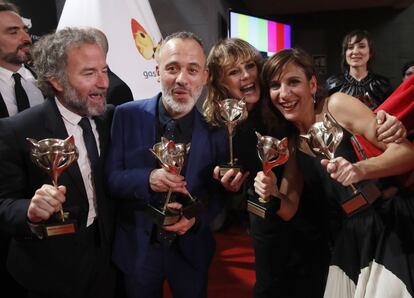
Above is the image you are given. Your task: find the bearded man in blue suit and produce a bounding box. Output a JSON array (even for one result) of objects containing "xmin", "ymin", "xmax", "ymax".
[{"xmin": 106, "ymin": 31, "xmax": 228, "ymax": 298}]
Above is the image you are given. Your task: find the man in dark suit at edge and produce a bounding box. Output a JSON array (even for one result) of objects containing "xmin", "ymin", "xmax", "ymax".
[{"xmin": 0, "ymin": 27, "xmax": 116, "ymax": 298}]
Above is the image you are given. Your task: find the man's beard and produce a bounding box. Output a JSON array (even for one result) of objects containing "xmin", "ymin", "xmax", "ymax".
[
  {"xmin": 61, "ymin": 79, "xmax": 106, "ymax": 117},
  {"xmin": 2, "ymin": 41, "xmax": 32, "ymax": 65},
  {"xmin": 162, "ymin": 84, "xmax": 203, "ymax": 116}
]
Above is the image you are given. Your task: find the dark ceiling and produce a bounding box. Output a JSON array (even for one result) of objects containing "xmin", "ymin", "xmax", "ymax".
[{"xmin": 239, "ymin": 0, "xmax": 414, "ymax": 16}]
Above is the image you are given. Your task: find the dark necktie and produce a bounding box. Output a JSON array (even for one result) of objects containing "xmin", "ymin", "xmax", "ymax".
[
  {"xmin": 164, "ymin": 119, "xmax": 177, "ymax": 141},
  {"xmin": 12, "ymin": 73, "xmax": 30, "ymax": 112},
  {"xmin": 156, "ymin": 119, "xmax": 179, "ymax": 246},
  {"xmin": 78, "ymin": 117, "xmax": 99, "ymax": 170}
]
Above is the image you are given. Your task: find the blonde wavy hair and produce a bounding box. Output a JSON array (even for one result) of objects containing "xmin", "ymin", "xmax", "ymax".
[{"xmin": 202, "ymin": 38, "xmax": 263, "ymax": 126}]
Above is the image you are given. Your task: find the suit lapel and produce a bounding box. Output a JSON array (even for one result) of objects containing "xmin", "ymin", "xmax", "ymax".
[
  {"xmin": 185, "ymin": 110, "xmax": 208, "ymax": 191},
  {"xmin": 0, "ymin": 93, "xmax": 9, "ymax": 118},
  {"xmin": 93, "ymin": 107, "xmax": 112, "ymax": 158}
]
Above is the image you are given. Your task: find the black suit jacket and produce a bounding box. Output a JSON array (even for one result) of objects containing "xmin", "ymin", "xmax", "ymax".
[
  {"xmin": 0, "ymin": 64, "xmax": 43, "ymax": 118},
  {"xmin": 0, "ymin": 92, "xmax": 8, "ymax": 118},
  {"xmin": 0, "ymin": 98, "xmax": 115, "ymax": 293},
  {"xmin": 106, "ymin": 68, "xmax": 133, "ymax": 106}
]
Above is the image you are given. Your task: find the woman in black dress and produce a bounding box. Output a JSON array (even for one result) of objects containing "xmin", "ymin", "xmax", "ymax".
[
  {"xmin": 257, "ymin": 47, "xmax": 414, "ymax": 297},
  {"xmin": 203, "ymin": 38, "xmax": 330, "ymax": 298}
]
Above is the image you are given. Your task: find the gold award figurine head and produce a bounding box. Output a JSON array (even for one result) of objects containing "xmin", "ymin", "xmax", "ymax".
[
  {"xmin": 256, "ymin": 132, "xmax": 289, "ymax": 174},
  {"xmin": 299, "ymin": 113, "xmax": 343, "ymax": 160},
  {"xmin": 26, "ymin": 136, "xmax": 79, "ymax": 186}
]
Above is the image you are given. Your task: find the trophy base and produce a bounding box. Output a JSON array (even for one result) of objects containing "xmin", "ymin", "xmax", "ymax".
[
  {"xmin": 341, "ymin": 183, "xmax": 381, "ymax": 216},
  {"xmin": 182, "ymin": 198, "xmax": 204, "ymax": 219},
  {"xmin": 247, "ymin": 196, "xmax": 281, "ymax": 219},
  {"xmin": 43, "ymin": 219, "xmax": 77, "ymax": 237},
  {"xmin": 219, "ymin": 164, "xmax": 242, "ymax": 177},
  {"xmin": 145, "ymin": 204, "xmax": 182, "ymax": 226}
]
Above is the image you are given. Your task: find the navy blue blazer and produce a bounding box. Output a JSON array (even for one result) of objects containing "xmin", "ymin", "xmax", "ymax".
[{"xmin": 106, "ymin": 93, "xmax": 228, "ymax": 274}]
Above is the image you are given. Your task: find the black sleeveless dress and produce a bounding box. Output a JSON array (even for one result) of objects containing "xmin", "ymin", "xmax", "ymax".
[
  {"xmin": 234, "ymin": 106, "xmax": 330, "ymax": 298},
  {"xmin": 297, "ymin": 126, "xmax": 414, "ymax": 297}
]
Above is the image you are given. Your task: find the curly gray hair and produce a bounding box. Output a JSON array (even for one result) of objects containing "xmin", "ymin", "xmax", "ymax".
[{"xmin": 31, "ymin": 27, "xmax": 103, "ymax": 98}]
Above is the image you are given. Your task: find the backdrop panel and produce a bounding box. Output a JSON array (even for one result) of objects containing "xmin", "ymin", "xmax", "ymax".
[{"xmin": 58, "ymin": 0, "xmax": 162, "ymax": 99}]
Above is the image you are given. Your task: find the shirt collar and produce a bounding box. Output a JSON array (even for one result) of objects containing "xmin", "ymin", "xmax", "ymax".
[
  {"xmin": 158, "ymin": 97, "xmax": 195, "ymax": 132},
  {"xmin": 55, "ymin": 97, "xmax": 83, "ymax": 126},
  {"xmin": 0, "ymin": 65, "xmax": 33, "ymax": 81}
]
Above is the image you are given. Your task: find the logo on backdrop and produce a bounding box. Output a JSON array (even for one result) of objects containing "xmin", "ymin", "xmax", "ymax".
[
  {"xmin": 57, "ymin": 0, "xmax": 163, "ymax": 99},
  {"xmin": 131, "ymin": 19, "xmax": 162, "ymax": 60}
]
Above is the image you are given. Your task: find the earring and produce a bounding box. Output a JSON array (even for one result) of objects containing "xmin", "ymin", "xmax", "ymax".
[{"xmin": 312, "ymin": 93, "xmax": 316, "ymax": 104}]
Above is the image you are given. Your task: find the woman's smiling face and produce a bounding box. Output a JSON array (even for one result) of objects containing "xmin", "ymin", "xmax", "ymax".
[
  {"xmin": 269, "ymin": 62, "xmax": 317, "ymax": 126},
  {"xmin": 222, "ymin": 58, "xmax": 261, "ymax": 110}
]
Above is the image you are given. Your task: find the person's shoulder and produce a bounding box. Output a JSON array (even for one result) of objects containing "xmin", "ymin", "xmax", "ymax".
[
  {"xmin": 0, "ymin": 99, "xmax": 50, "ymax": 138},
  {"xmin": 326, "ymin": 73, "xmax": 344, "ymax": 84},
  {"xmin": 327, "ymin": 91, "xmax": 354, "ymax": 104},
  {"xmin": 370, "ymin": 73, "xmax": 391, "ymax": 86},
  {"xmin": 5, "ymin": 99, "xmax": 48, "ymax": 124},
  {"xmin": 326, "ymin": 92, "xmax": 372, "ymax": 125},
  {"xmin": 325, "ymin": 92, "xmax": 356, "ymax": 113},
  {"xmin": 326, "ymin": 73, "xmax": 345, "ymax": 93},
  {"xmin": 196, "ymin": 109, "xmax": 226, "ymax": 135},
  {"xmin": 115, "ymin": 94, "xmax": 159, "ymax": 113}
]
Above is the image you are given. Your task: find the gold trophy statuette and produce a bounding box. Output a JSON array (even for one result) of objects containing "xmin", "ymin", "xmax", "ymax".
[
  {"xmin": 217, "ymin": 98, "xmax": 248, "ymax": 176},
  {"xmin": 146, "ymin": 138, "xmax": 202, "ymax": 226},
  {"xmin": 247, "ymin": 132, "xmax": 289, "ymax": 219},
  {"xmin": 300, "ymin": 113, "xmax": 381, "ymax": 216},
  {"xmin": 26, "ymin": 136, "xmax": 78, "ymax": 236}
]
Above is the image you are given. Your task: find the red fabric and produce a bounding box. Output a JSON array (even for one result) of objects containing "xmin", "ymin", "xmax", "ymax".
[
  {"xmin": 378, "ymin": 74, "xmax": 414, "ymax": 130},
  {"xmin": 351, "ymin": 75, "xmax": 414, "ymax": 187},
  {"xmin": 351, "ymin": 135, "xmax": 383, "ymax": 160},
  {"xmin": 353, "ymin": 74, "xmax": 414, "ymax": 160}
]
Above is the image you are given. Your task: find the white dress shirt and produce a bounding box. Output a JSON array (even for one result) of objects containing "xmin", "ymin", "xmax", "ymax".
[
  {"xmin": 0, "ymin": 65, "xmax": 44, "ymax": 116},
  {"xmin": 56, "ymin": 99, "xmax": 100, "ymax": 226}
]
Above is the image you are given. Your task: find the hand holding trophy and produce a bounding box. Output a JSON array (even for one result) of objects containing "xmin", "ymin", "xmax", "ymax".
[
  {"xmin": 247, "ymin": 132, "xmax": 289, "ymax": 219},
  {"xmin": 146, "ymin": 138, "xmax": 202, "ymax": 226},
  {"xmin": 26, "ymin": 136, "xmax": 78, "ymax": 236},
  {"xmin": 300, "ymin": 113, "xmax": 381, "ymax": 216},
  {"xmin": 217, "ymin": 98, "xmax": 248, "ymax": 176}
]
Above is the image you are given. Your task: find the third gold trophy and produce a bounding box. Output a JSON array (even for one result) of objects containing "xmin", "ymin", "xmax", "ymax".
[
  {"xmin": 217, "ymin": 98, "xmax": 248, "ymax": 176},
  {"xmin": 300, "ymin": 113, "xmax": 381, "ymax": 216}
]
